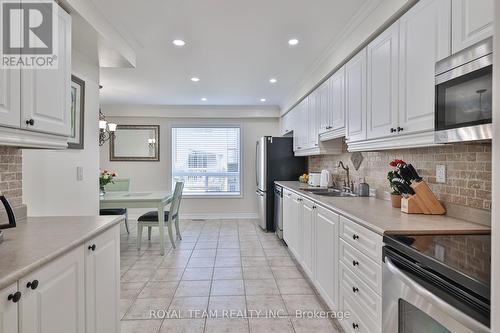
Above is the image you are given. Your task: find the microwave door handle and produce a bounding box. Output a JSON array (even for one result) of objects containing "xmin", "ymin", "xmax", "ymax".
[{"xmin": 385, "ymin": 257, "xmax": 489, "ymax": 333}]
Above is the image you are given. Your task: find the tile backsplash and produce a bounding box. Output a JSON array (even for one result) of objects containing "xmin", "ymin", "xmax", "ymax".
[
  {"xmin": 0, "ymin": 146, "xmax": 26, "ymax": 221},
  {"xmin": 309, "ymin": 143, "xmax": 492, "ymax": 213}
]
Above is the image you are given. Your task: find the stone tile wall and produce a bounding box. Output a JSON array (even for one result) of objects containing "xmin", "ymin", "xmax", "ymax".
[
  {"xmin": 309, "ymin": 143, "xmax": 492, "ymax": 211},
  {"xmin": 0, "ymin": 146, "xmax": 25, "ymax": 221}
]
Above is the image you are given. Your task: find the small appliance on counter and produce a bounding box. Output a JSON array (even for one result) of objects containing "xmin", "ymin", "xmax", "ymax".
[
  {"xmin": 0, "ymin": 191, "xmax": 16, "ymax": 244},
  {"xmin": 320, "ymin": 169, "xmax": 332, "ymax": 187},
  {"xmin": 308, "ymin": 173, "xmax": 321, "ymax": 187},
  {"xmin": 357, "ymin": 178, "xmax": 370, "ymax": 197},
  {"xmin": 383, "ymin": 233, "xmax": 491, "ymax": 332}
]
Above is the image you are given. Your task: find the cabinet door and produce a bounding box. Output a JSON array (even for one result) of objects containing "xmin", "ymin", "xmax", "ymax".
[
  {"xmin": 345, "ymin": 48, "xmax": 367, "ymax": 143},
  {"xmin": 330, "ymin": 66, "xmax": 345, "ymax": 132},
  {"xmin": 21, "ymin": 5, "xmax": 71, "ymax": 136},
  {"xmin": 283, "ymin": 190, "xmax": 301, "ymax": 259},
  {"xmin": 19, "ymin": 246, "xmax": 85, "ymax": 333},
  {"xmin": 0, "ymin": 68, "xmax": 20, "ymax": 128},
  {"xmin": 451, "ymin": 0, "xmax": 494, "ymax": 53},
  {"xmin": 366, "ymin": 23, "xmax": 399, "ymax": 140},
  {"xmin": 399, "ymin": 0, "xmax": 451, "ymax": 135},
  {"xmin": 307, "ymin": 92, "xmax": 319, "ymax": 148},
  {"xmin": 301, "ymin": 198, "xmax": 315, "ymax": 279},
  {"xmin": 295, "ymin": 99, "xmax": 308, "ymax": 151},
  {"xmin": 314, "ymin": 207, "xmax": 339, "ymax": 311},
  {"xmin": 85, "ymin": 225, "xmax": 120, "ymax": 333},
  {"xmin": 318, "ymin": 80, "xmax": 330, "ymax": 134},
  {"xmin": 0, "ymin": 283, "xmax": 19, "ymax": 333}
]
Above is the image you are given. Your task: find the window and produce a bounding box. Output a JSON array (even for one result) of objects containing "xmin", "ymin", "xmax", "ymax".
[{"xmin": 172, "ymin": 126, "xmax": 241, "ymax": 196}]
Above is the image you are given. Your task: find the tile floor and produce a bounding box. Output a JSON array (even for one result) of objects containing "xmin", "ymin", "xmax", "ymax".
[{"xmin": 120, "ymin": 219, "xmax": 343, "ymax": 333}]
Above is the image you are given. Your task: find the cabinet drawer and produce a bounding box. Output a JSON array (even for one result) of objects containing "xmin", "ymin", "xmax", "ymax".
[
  {"xmin": 339, "ymin": 288, "xmax": 381, "ymax": 333},
  {"xmin": 339, "ymin": 261, "xmax": 381, "ymax": 324},
  {"xmin": 339, "ymin": 239, "xmax": 382, "ymax": 295},
  {"xmin": 340, "ymin": 216, "xmax": 382, "ymax": 262}
]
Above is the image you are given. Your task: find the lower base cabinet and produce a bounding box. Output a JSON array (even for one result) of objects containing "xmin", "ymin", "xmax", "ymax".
[
  {"xmin": 314, "ymin": 206, "xmax": 339, "ymax": 310},
  {"xmin": 300, "ymin": 198, "xmax": 315, "ymax": 279},
  {"xmin": 0, "ymin": 224, "xmax": 120, "ymax": 333}
]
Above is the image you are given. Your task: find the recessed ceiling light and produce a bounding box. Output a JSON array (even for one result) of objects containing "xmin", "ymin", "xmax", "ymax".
[
  {"xmin": 191, "ymin": 77, "xmax": 200, "ymax": 82},
  {"xmin": 201, "ymin": 97, "xmax": 207, "ymax": 101},
  {"xmin": 260, "ymin": 98, "xmax": 267, "ymax": 102},
  {"xmin": 172, "ymin": 39, "xmax": 186, "ymax": 46},
  {"xmin": 288, "ymin": 39, "xmax": 299, "ymax": 46},
  {"xmin": 269, "ymin": 78, "xmax": 277, "ymax": 84}
]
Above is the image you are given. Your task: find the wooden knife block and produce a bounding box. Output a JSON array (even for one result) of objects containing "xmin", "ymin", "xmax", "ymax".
[{"xmin": 401, "ymin": 181, "xmax": 446, "ymax": 215}]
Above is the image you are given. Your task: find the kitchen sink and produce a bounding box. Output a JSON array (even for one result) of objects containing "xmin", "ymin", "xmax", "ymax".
[{"xmin": 300, "ymin": 188, "xmax": 358, "ymax": 197}]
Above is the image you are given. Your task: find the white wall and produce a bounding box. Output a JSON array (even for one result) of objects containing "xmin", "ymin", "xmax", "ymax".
[
  {"xmin": 22, "ymin": 51, "xmax": 100, "ymax": 216},
  {"xmin": 491, "ymin": 2, "xmax": 499, "ymax": 330},
  {"xmin": 99, "ymin": 110, "xmax": 279, "ymax": 219},
  {"xmin": 281, "ymin": 0, "xmax": 414, "ymax": 113}
]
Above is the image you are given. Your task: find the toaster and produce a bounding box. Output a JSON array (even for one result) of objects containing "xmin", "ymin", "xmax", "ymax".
[{"xmin": 308, "ymin": 173, "xmax": 321, "ymax": 187}]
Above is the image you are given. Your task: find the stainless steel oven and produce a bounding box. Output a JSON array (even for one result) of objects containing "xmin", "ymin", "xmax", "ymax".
[
  {"xmin": 435, "ymin": 37, "xmax": 492, "ymax": 143},
  {"xmin": 383, "ymin": 234, "xmax": 490, "ymax": 333}
]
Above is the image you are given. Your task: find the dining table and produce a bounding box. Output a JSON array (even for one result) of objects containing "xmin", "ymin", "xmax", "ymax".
[{"xmin": 100, "ymin": 191, "xmax": 174, "ymax": 255}]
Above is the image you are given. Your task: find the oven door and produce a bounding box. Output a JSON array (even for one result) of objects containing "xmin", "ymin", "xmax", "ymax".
[
  {"xmin": 434, "ymin": 58, "xmax": 492, "ymax": 143},
  {"xmin": 383, "ymin": 254, "xmax": 489, "ymax": 333}
]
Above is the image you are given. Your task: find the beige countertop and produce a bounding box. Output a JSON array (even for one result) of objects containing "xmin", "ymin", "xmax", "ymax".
[
  {"xmin": 0, "ymin": 215, "xmax": 124, "ymax": 290},
  {"xmin": 276, "ymin": 181, "xmax": 490, "ymax": 236}
]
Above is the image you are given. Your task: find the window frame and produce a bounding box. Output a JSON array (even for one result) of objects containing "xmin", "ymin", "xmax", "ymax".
[{"xmin": 170, "ymin": 123, "xmax": 243, "ymax": 199}]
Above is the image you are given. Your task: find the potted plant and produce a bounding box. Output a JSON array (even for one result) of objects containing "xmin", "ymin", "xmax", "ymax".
[
  {"xmin": 99, "ymin": 170, "xmax": 117, "ymax": 196},
  {"xmin": 388, "ymin": 159, "xmax": 406, "ymax": 208}
]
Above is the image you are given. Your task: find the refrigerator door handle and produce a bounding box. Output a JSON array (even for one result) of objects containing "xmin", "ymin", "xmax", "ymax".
[{"xmin": 255, "ymin": 141, "xmax": 259, "ymax": 187}]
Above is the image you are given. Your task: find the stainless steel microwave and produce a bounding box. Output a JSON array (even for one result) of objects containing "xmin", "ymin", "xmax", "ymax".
[{"xmin": 435, "ymin": 37, "xmax": 492, "ymax": 143}]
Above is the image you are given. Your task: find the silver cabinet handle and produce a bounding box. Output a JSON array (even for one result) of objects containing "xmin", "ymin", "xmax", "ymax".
[{"xmin": 384, "ymin": 257, "xmax": 489, "ymax": 333}]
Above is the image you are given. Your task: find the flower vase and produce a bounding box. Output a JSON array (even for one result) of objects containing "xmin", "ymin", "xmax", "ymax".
[
  {"xmin": 391, "ymin": 194, "xmax": 402, "ymax": 208},
  {"xmin": 100, "ymin": 186, "xmax": 106, "ymax": 196}
]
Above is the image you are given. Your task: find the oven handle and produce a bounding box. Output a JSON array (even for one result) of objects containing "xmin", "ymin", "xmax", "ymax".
[{"xmin": 384, "ymin": 256, "xmax": 490, "ymax": 333}]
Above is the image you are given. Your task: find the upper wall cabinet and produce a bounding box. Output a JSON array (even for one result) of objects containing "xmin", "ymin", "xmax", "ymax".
[
  {"xmin": 345, "ymin": 49, "xmax": 367, "ymax": 143},
  {"xmin": 451, "ymin": 0, "xmax": 494, "ymax": 53},
  {"xmin": 280, "ymin": 109, "xmax": 294, "ymax": 136},
  {"xmin": 319, "ymin": 66, "xmax": 346, "ymax": 141},
  {"xmin": 0, "ymin": 68, "xmax": 20, "ymax": 128},
  {"xmin": 21, "ymin": 6, "xmax": 72, "ymax": 137},
  {"xmin": 366, "ymin": 22, "xmax": 399, "ymax": 140},
  {"xmin": 399, "ymin": 0, "xmax": 451, "ymax": 134},
  {"xmin": 0, "ymin": 4, "xmax": 71, "ymax": 149}
]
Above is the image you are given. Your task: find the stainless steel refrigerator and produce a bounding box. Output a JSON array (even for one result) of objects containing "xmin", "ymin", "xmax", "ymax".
[{"xmin": 255, "ymin": 136, "xmax": 306, "ymax": 231}]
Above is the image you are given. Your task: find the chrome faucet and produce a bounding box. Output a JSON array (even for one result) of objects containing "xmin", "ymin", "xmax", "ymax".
[{"xmin": 337, "ymin": 161, "xmax": 353, "ymax": 193}]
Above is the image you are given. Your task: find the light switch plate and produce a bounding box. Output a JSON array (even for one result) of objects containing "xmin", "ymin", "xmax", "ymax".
[
  {"xmin": 77, "ymin": 166, "xmax": 84, "ymax": 181},
  {"xmin": 436, "ymin": 164, "xmax": 446, "ymax": 183}
]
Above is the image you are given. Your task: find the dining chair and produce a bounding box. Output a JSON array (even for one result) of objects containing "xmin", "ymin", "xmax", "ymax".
[
  {"xmin": 100, "ymin": 178, "xmax": 130, "ymax": 234},
  {"xmin": 136, "ymin": 181, "xmax": 184, "ymax": 250}
]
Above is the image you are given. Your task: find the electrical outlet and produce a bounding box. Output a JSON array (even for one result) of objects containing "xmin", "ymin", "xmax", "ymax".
[
  {"xmin": 77, "ymin": 166, "xmax": 84, "ymax": 181},
  {"xmin": 436, "ymin": 164, "xmax": 446, "ymax": 183}
]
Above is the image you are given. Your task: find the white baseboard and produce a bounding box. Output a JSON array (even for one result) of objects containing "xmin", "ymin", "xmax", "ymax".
[{"xmin": 127, "ymin": 211, "xmax": 258, "ymax": 221}]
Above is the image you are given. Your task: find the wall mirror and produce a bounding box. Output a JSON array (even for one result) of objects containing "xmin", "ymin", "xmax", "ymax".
[{"xmin": 110, "ymin": 125, "xmax": 160, "ymax": 161}]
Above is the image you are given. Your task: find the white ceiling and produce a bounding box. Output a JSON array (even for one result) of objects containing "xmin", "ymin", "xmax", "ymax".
[{"xmin": 95, "ymin": 0, "xmax": 369, "ymax": 106}]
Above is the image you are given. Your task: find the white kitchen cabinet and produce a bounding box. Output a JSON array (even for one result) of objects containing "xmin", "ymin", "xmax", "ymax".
[
  {"xmin": 19, "ymin": 246, "xmax": 85, "ymax": 333},
  {"xmin": 85, "ymin": 226, "xmax": 120, "ymax": 333},
  {"xmin": 280, "ymin": 109, "xmax": 295, "ymax": 136},
  {"xmin": 21, "ymin": 5, "xmax": 72, "ymax": 137},
  {"xmin": 293, "ymin": 99, "xmax": 308, "ymax": 152},
  {"xmin": 0, "ymin": 283, "xmax": 19, "ymax": 333},
  {"xmin": 329, "ymin": 67, "xmax": 346, "ymax": 136},
  {"xmin": 300, "ymin": 198, "xmax": 315, "ymax": 279},
  {"xmin": 399, "ymin": 0, "xmax": 451, "ymax": 135},
  {"xmin": 0, "ymin": 69, "xmax": 20, "ymax": 128},
  {"xmin": 366, "ymin": 22, "xmax": 399, "ymax": 140},
  {"xmin": 283, "ymin": 189, "xmax": 301, "ymax": 260},
  {"xmin": 317, "ymin": 80, "xmax": 330, "ymax": 135},
  {"xmin": 314, "ymin": 206, "xmax": 339, "ymax": 311},
  {"xmin": 345, "ymin": 48, "xmax": 367, "ymax": 143},
  {"xmin": 306, "ymin": 91, "xmax": 319, "ymax": 149},
  {"xmin": 451, "ymin": 0, "xmax": 494, "ymax": 53}
]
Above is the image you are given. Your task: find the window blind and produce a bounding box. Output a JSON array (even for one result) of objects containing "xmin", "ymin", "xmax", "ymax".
[{"xmin": 171, "ymin": 127, "xmax": 241, "ymax": 196}]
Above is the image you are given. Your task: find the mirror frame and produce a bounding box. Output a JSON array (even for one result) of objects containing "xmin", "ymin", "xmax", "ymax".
[{"xmin": 110, "ymin": 125, "xmax": 160, "ymax": 161}]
